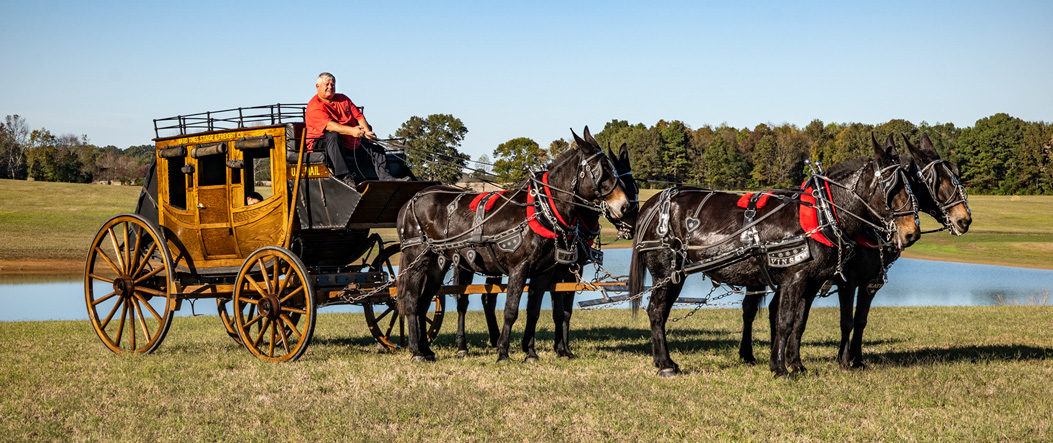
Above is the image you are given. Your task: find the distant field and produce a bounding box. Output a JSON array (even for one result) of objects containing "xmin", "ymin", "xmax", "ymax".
[{"xmin": 0, "ymin": 179, "xmax": 1051, "ymax": 273}]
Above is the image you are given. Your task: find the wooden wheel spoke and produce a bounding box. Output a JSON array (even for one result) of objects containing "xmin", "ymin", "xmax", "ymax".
[
  {"xmin": 107, "ymin": 227, "xmax": 126, "ymax": 273},
  {"xmin": 91, "ymin": 291, "xmax": 119, "ymax": 306},
  {"xmin": 134, "ymin": 286, "xmax": 166, "ymax": 300},
  {"xmin": 279, "ymin": 314, "xmax": 303, "ymax": 340},
  {"xmin": 132, "ymin": 243, "xmax": 159, "ymax": 279},
  {"xmin": 374, "ymin": 305, "xmax": 394, "ymax": 324},
  {"xmin": 281, "ymin": 306, "xmax": 307, "ymax": 316},
  {"xmin": 276, "ymin": 265, "xmax": 294, "ymax": 296},
  {"xmin": 100, "ymin": 296, "xmax": 123, "ymax": 329},
  {"xmin": 268, "ymin": 324, "xmax": 277, "ymax": 357},
  {"xmin": 243, "ymin": 274, "xmax": 267, "ymax": 297},
  {"xmin": 133, "ymin": 299, "xmax": 152, "ymax": 339},
  {"xmin": 383, "ymin": 307, "xmax": 398, "ymax": 337},
  {"xmin": 423, "ymin": 315, "xmax": 434, "ymax": 327},
  {"xmin": 114, "ymin": 301, "xmax": 128, "ymax": 348},
  {"xmin": 133, "ymin": 292, "xmax": 164, "ymax": 323},
  {"xmin": 252, "ymin": 318, "xmax": 271, "ymax": 348},
  {"xmin": 129, "ymin": 227, "xmax": 144, "ymax": 275},
  {"xmin": 89, "ymin": 273, "xmax": 116, "ymax": 284},
  {"xmin": 276, "ymin": 319, "xmax": 291, "ymax": 354},
  {"xmin": 273, "ymin": 261, "xmax": 289, "ymax": 295},
  {"xmin": 278, "ymin": 285, "xmax": 305, "ymax": 304},
  {"xmin": 122, "ymin": 222, "xmax": 132, "ymax": 276},
  {"xmin": 257, "ymin": 257, "xmax": 273, "ymax": 293},
  {"xmin": 94, "ymin": 246, "xmax": 122, "ymax": 277},
  {"xmin": 133, "ymin": 265, "xmax": 165, "ymax": 285},
  {"xmin": 244, "ymin": 312, "xmax": 265, "ymax": 329}
]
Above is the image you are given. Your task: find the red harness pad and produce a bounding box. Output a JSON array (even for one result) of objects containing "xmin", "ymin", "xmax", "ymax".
[
  {"xmin": 736, "ymin": 193, "xmax": 772, "ymax": 209},
  {"xmin": 799, "ymin": 180, "xmax": 836, "ymax": 247},
  {"xmin": 469, "ymin": 191, "xmax": 508, "ymax": 212}
]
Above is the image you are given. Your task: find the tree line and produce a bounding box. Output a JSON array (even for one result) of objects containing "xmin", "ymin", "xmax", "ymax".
[
  {"xmin": 4, "ymin": 112, "xmax": 1051, "ymax": 195},
  {"xmin": 459, "ymin": 113, "xmax": 1051, "ymax": 195}
]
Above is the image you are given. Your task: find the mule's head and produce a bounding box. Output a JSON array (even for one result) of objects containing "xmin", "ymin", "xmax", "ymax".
[
  {"xmin": 872, "ymin": 133, "xmax": 921, "ymax": 249},
  {"xmin": 570, "ymin": 126, "xmax": 634, "ymax": 230},
  {"xmin": 903, "ymin": 132, "xmax": 971, "ymax": 236},
  {"xmin": 607, "ymin": 143, "xmax": 639, "ymax": 239}
]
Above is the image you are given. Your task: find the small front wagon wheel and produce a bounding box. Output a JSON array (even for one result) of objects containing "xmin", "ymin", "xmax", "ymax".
[
  {"xmin": 363, "ymin": 245, "xmax": 444, "ymax": 349},
  {"xmin": 84, "ymin": 214, "xmax": 175, "ymax": 354},
  {"xmin": 234, "ymin": 246, "xmax": 316, "ymax": 362}
]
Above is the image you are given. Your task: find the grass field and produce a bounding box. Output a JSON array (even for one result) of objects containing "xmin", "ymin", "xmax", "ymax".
[
  {"xmin": 1, "ymin": 180, "xmax": 1051, "ymax": 272},
  {"xmin": 1, "ymin": 306, "xmax": 1050, "ymax": 441}
]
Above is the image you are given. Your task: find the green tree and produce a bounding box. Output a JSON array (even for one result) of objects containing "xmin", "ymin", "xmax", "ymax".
[
  {"xmin": 659, "ymin": 120, "xmax": 690, "ymax": 184},
  {"xmin": 0, "ymin": 114, "xmax": 30, "ymax": 179},
  {"xmin": 394, "ymin": 114, "xmax": 470, "ymax": 184},
  {"xmin": 956, "ymin": 113, "xmax": 1025, "ymax": 194},
  {"xmin": 492, "ymin": 137, "xmax": 547, "ymax": 183},
  {"xmin": 702, "ymin": 134, "xmax": 748, "ymax": 188},
  {"xmin": 1014, "ymin": 122, "xmax": 1053, "ymax": 194},
  {"xmin": 548, "ymin": 138, "xmax": 570, "ymax": 159}
]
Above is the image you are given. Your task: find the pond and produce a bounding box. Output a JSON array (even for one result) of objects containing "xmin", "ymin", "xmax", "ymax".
[{"xmin": 1, "ymin": 250, "xmax": 1050, "ymax": 322}]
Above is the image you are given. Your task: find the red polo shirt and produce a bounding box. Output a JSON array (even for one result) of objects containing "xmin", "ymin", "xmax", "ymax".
[{"xmin": 305, "ymin": 93, "xmax": 366, "ymax": 151}]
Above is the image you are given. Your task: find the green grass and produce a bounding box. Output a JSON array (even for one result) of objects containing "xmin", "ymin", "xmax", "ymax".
[
  {"xmin": 0, "ymin": 179, "xmax": 140, "ymax": 262},
  {"xmin": 2, "ymin": 306, "xmax": 1051, "ymax": 441}
]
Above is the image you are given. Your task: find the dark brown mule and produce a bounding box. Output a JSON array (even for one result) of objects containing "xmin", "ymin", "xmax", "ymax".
[
  {"xmin": 738, "ymin": 132, "xmax": 971, "ymax": 369},
  {"xmin": 629, "ymin": 142, "xmax": 921, "ymax": 377},
  {"xmin": 397, "ymin": 127, "xmax": 635, "ymax": 362},
  {"xmin": 449, "ymin": 144, "xmax": 637, "ymax": 359}
]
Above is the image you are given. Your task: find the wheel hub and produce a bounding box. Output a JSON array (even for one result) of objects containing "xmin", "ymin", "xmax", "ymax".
[
  {"xmin": 258, "ymin": 294, "xmax": 282, "ymax": 321},
  {"xmin": 113, "ymin": 276, "xmax": 135, "ymax": 299}
]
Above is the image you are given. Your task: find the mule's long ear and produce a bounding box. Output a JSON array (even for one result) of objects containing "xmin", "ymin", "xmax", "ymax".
[
  {"xmin": 883, "ymin": 132, "xmax": 899, "ymax": 159},
  {"xmin": 578, "ymin": 126, "xmax": 599, "ymax": 154},
  {"xmin": 619, "ymin": 143, "xmax": 631, "ymax": 166},
  {"xmin": 571, "ymin": 128, "xmax": 584, "ymax": 150},
  {"xmin": 920, "ymin": 132, "xmax": 939, "ymax": 157},
  {"xmin": 903, "ymin": 133, "xmax": 929, "ymax": 165},
  {"xmin": 872, "ymin": 133, "xmax": 892, "ymax": 164}
]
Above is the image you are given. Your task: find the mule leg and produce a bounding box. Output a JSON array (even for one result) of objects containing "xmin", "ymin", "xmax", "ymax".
[
  {"xmin": 401, "ymin": 251, "xmax": 437, "ymax": 361},
  {"xmin": 837, "ymin": 284, "xmax": 858, "ymax": 369},
  {"xmin": 771, "ymin": 274, "xmax": 810, "ymax": 377},
  {"xmin": 552, "ymin": 291, "xmax": 576, "ymax": 359},
  {"xmin": 483, "ymin": 277, "xmax": 501, "ymax": 347},
  {"xmin": 453, "ymin": 269, "xmax": 473, "ymax": 357},
  {"xmin": 414, "ymin": 260, "xmax": 447, "ymax": 360},
  {"xmin": 496, "ymin": 269, "xmax": 527, "ymax": 362},
  {"xmin": 739, "ymin": 288, "xmax": 765, "ymax": 365},
  {"xmin": 849, "ymin": 286, "xmax": 876, "ymax": 369},
  {"xmin": 786, "ymin": 293, "xmax": 817, "ymax": 374},
  {"xmin": 645, "ymin": 265, "xmax": 684, "ymax": 376},
  {"xmin": 520, "ymin": 278, "xmax": 549, "ymax": 363}
]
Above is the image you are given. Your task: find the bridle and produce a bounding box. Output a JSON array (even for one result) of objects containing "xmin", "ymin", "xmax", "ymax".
[{"xmin": 914, "ymin": 159, "xmax": 970, "ymax": 235}]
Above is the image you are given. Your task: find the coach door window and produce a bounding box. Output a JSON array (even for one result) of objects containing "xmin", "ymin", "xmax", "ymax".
[{"xmin": 159, "ymin": 144, "xmax": 188, "ymax": 210}]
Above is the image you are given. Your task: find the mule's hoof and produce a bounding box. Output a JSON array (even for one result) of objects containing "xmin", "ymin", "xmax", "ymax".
[
  {"xmin": 772, "ymin": 369, "xmax": 790, "ymax": 378},
  {"xmin": 657, "ymin": 368, "xmax": 679, "ymax": 377},
  {"xmin": 524, "ymin": 356, "xmax": 540, "ymax": 364},
  {"xmin": 496, "ymin": 355, "xmax": 511, "ymax": 364},
  {"xmin": 851, "ymin": 361, "xmax": 868, "ymax": 370},
  {"xmin": 411, "ymin": 355, "xmax": 436, "ymax": 363},
  {"xmin": 741, "ymin": 357, "xmax": 757, "ymax": 366},
  {"xmin": 455, "ymin": 350, "xmax": 469, "ymax": 358}
]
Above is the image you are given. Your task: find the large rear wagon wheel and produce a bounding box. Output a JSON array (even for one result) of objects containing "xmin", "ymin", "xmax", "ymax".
[
  {"xmin": 233, "ymin": 247, "xmax": 316, "ymax": 362},
  {"xmin": 362, "ymin": 245, "xmax": 444, "ymax": 350},
  {"xmin": 84, "ymin": 214, "xmax": 175, "ymax": 354}
]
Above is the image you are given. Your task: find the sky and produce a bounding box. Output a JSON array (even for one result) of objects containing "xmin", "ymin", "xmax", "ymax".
[{"xmin": 1, "ymin": 0, "xmax": 1051, "ymax": 162}]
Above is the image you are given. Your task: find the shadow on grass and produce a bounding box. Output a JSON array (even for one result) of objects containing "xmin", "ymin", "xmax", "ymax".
[{"xmin": 868, "ymin": 344, "xmax": 1053, "ymax": 367}]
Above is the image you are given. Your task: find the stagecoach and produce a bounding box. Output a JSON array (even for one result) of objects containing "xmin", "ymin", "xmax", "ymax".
[{"xmin": 83, "ymin": 104, "xmax": 632, "ymax": 362}]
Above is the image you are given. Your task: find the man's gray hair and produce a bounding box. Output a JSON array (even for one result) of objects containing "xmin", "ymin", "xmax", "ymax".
[{"xmin": 316, "ymin": 72, "xmax": 335, "ymax": 85}]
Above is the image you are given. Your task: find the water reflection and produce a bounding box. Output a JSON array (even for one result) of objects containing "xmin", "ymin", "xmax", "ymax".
[{"xmin": 1, "ymin": 251, "xmax": 1050, "ymax": 322}]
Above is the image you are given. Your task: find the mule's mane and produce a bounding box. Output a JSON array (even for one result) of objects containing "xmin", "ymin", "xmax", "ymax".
[{"xmin": 824, "ymin": 157, "xmax": 869, "ymax": 182}]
